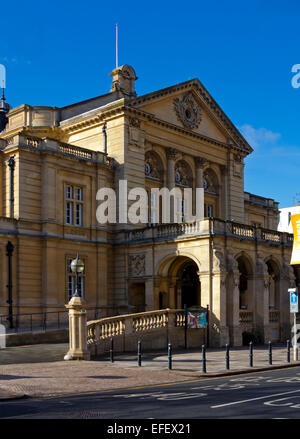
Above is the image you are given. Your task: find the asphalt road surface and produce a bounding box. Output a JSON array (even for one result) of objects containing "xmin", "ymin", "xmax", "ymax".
[{"xmin": 2, "ymin": 367, "xmax": 300, "ymax": 419}]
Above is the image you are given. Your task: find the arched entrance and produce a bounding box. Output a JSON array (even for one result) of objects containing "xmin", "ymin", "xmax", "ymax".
[
  {"xmin": 236, "ymin": 255, "xmax": 252, "ymax": 310},
  {"xmin": 178, "ymin": 260, "xmax": 200, "ymax": 308},
  {"xmin": 156, "ymin": 255, "xmax": 201, "ymax": 309}
]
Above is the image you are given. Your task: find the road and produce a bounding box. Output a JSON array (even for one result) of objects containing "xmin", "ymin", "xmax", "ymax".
[{"xmin": 2, "ymin": 366, "xmax": 300, "ymax": 419}]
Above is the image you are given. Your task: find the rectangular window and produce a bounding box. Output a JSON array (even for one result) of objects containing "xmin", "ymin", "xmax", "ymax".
[
  {"xmin": 207, "ymin": 205, "xmax": 213, "ymax": 218},
  {"xmin": 65, "ymin": 184, "xmax": 84, "ymax": 226},
  {"xmin": 76, "ymin": 187, "xmax": 82, "ymax": 201},
  {"xmin": 66, "ymin": 185, "xmax": 73, "ymax": 199},
  {"xmin": 76, "ymin": 204, "xmax": 82, "ymax": 226},
  {"xmin": 66, "ymin": 202, "xmax": 73, "ymax": 225}
]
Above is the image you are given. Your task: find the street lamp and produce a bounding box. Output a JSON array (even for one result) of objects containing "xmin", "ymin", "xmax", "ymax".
[{"xmin": 70, "ymin": 254, "xmax": 84, "ymax": 297}]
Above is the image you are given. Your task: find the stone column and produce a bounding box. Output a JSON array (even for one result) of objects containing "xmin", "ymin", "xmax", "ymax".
[
  {"xmin": 254, "ymin": 255, "xmax": 270, "ymax": 342},
  {"xmin": 220, "ymin": 164, "xmax": 227, "ymax": 220},
  {"xmin": 145, "ymin": 277, "xmax": 154, "ymax": 311},
  {"xmin": 64, "ymin": 295, "xmax": 90, "ymax": 361},
  {"xmin": 195, "ymin": 157, "xmax": 206, "ymax": 189},
  {"xmin": 168, "ymin": 277, "xmax": 177, "ymax": 309},
  {"xmin": 226, "ymin": 250, "xmax": 242, "ymax": 346},
  {"xmin": 166, "ymin": 147, "xmax": 177, "ymax": 190},
  {"xmin": 210, "ymin": 248, "xmax": 229, "ymax": 346},
  {"xmin": 195, "ymin": 157, "xmax": 206, "ymax": 220},
  {"xmin": 166, "ymin": 148, "xmax": 177, "ymax": 222}
]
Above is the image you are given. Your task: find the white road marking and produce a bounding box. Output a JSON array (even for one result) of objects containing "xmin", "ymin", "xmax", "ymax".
[{"xmin": 211, "ymin": 389, "xmax": 300, "ymax": 409}]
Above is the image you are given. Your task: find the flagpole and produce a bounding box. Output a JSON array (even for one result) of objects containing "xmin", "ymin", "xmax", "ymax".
[{"xmin": 116, "ymin": 23, "xmax": 118, "ymax": 69}]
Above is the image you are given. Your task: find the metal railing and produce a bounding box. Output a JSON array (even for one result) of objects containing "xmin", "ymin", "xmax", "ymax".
[{"xmin": 0, "ymin": 307, "xmax": 119, "ymax": 333}]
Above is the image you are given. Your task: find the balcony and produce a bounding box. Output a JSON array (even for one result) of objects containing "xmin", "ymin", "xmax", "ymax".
[{"xmin": 127, "ymin": 218, "xmax": 293, "ymax": 246}]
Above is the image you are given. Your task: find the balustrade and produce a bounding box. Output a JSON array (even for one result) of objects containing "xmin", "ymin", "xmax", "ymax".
[
  {"xmin": 239, "ymin": 311, "xmax": 253, "ymax": 323},
  {"xmin": 269, "ymin": 310, "xmax": 280, "ymax": 322}
]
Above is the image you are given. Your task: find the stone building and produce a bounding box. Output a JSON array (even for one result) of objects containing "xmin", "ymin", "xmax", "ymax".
[{"xmin": 0, "ymin": 64, "xmax": 297, "ymax": 346}]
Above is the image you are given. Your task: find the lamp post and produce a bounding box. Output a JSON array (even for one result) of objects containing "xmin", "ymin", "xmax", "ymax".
[
  {"xmin": 6, "ymin": 241, "xmax": 14, "ymax": 329},
  {"xmin": 70, "ymin": 254, "xmax": 84, "ymax": 297},
  {"xmin": 64, "ymin": 254, "xmax": 90, "ymax": 361}
]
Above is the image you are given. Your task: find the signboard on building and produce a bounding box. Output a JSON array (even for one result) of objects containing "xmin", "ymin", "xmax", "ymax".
[
  {"xmin": 290, "ymin": 214, "xmax": 300, "ymax": 265},
  {"xmin": 289, "ymin": 288, "xmax": 299, "ymax": 313},
  {"xmin": 186, "ymin": 308, "xmax": 207, "ymax": 329}
]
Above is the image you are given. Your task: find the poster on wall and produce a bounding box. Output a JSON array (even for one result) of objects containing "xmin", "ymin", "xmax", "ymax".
[{"xmin": 187, "ymin": 310, "xmax": 207, "ymax": 329}]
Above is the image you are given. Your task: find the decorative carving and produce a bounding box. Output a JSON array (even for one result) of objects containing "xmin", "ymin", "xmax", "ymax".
[
  {"xmin": 203, "ymin": 169, "xmax": 218, "ymax": 194},
  {"xmin": 129, "ymin": 117, "xmax": 140, "ymax": 128},
  {"xmin": 226, "ymin": 249, "xmax": 238, "ymax": 272},
  {"xmin": 213, "ymin": 248, "xmax": 226, "ymax": 272},
  {"xmin": 166, "ymin": 147, "xmax": 177, "ymax": 160},
  {"xmin": 129, "ymin": 254, "xmax": 145, "ymax": 277},
  {"xmin": 175, "ymin": 160, "xmax": 192, "ymax": 187},
  {"xmin": 174, "ymin": 92, "xmax": 201, "ymax": 129},
  {"xmin": 233, "ymin": 153, "xmax": 242, "ymax": 162},
  {"xmin": 145, "ymin": 151, "xmax": 163, "ymax": 180},
  {"xmin": 195, "ymin": 157, "xmax": 207, "ymax": 169}
]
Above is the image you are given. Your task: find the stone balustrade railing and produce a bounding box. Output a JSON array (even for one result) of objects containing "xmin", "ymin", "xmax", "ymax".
[
  {"xmin": 239, "ymin": 311, "xmax": 253, "ymax": 323},
  {"xmin": 86, "ymin": 308, "xmax": 202, "ymax": 355},
  {"xmin": 269, "ymin": 310, "xmax": 280, "ymax": 322},
  {"xmin": 126, "ymin": 218, "xmax": 292, "ymax": 246},
  {"xmin": 1, "ymin": 134, "xmax": 108, "ymax": 165}
]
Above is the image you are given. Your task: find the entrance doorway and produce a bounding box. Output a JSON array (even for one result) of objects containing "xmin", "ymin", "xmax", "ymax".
[
  {"xmin": 179, "ymin": 261, "xmax": 200, "ymax": 308},
  {"xmin": 129, "ymin": 282, "xmax": 145, "ymax": 313}
]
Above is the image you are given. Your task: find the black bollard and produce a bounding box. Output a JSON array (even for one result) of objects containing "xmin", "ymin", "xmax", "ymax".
[
  {"xmin": 287, "ymin": 340, "xmax": 291, "ymax": 363},
  {"xmin": 202, "ymin": 344, "xmax": 206, "ymax": 373},
  {"xmin": 249, "ymin": 341, "xmax": 253, "ymax": 367},
  {"xmin": 225, "ymin": 344, "xmax": 230, "ymax": 370},
  {"xmin": 168, "ymin": 343, "xmax": 172, "ymax": 370},
  {"xmin": 110, "ymin": 337, "xmax": 114, "ymax": 363},
  {"xmin": 268, "ymin": 341, "xmax": 272, "ymax": 365},
  {"xmin": 137, "ymin": 340, "xmax": 142, "ymax": 366}
]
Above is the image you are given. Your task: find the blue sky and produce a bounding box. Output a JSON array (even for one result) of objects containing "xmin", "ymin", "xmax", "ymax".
[{"xmin": 1, "ymin": 0, "xmax": 299, "ymax": 208}]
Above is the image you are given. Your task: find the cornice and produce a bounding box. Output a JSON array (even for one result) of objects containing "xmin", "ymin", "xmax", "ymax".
[
  {"xmin": 59, "ymin": 99, "xmax": 126, "ymax": 134},
  {"xmin": 125, "ymin": 106, "xmax": 247, "ymax": 155}
]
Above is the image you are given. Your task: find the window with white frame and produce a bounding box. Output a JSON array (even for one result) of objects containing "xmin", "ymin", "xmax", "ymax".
[{"xmin": 65, "ymin": 184, "xmax": 83, "ymax": 226}]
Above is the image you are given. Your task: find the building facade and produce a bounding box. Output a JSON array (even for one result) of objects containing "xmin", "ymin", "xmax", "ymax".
[{"xmin": 0, "ymin": 65, "xmax": 297, "ymax": 346}]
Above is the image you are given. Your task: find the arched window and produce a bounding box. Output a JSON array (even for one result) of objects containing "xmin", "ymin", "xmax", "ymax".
[
  {"xmin": 175, "ymin": 160, "xmax": 193, "ymax": 187},
  {"xmin": 145, "ymin": 151, "xmax": 163, "ymax": 181},
  {"xmin": 203, "ymin": 168, "xmax": 218, "ymax": 194}
]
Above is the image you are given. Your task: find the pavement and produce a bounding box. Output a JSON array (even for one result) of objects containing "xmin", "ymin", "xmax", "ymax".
[{"xmin": 0, "ymin": 342, "xmax": 299, "ymax": 401}]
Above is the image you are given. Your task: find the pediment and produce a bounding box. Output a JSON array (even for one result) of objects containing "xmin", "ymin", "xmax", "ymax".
[{"xmin": 132, "ymin": 80, "xmax": 252, "ymax": 155}]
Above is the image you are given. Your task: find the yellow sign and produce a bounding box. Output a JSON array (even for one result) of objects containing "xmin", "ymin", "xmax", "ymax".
[{"xmin": 291, "ymin": 214, "xmax": 300, "ymax": 265}]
